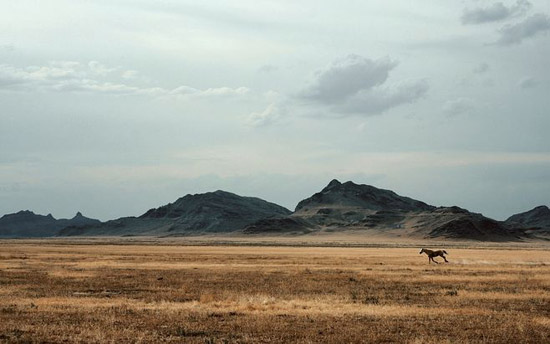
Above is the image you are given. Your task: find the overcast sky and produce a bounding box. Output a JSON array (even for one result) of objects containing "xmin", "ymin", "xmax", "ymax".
[{"xmin": 1, "ymin": 0, "xmax": 549, "ymax": 221}]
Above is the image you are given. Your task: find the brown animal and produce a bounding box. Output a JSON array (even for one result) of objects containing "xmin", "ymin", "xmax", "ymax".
[{"xmin": 419, "ymin": 248, "xmax": 448, "ymax": 264}]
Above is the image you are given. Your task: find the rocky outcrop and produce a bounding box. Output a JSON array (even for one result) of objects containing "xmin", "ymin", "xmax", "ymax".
[{"xmin": 506, "ymin": 205, "xmax": 550, "ymax": 230}]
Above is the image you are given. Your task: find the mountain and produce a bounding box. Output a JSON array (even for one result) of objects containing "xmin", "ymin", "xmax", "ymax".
[
  {"xmin": 292, "ymin": 179, "xmax": 434, "ymax": 228},
  {"xmin": 0, "ymin": 210, "xmax": 100, "ymax": 238},
  {"xmin": 296, "ymin": 179, "xmax": 434, "ymax": 214},
  {"xmin": 58, "ymin": 212, "xmax": 101, "ymax": 228},
  {"xmin": 404, "ymin": 207, "xmax": 525, "ymax": 241},
  {"xmin": 505, "ymin": 206, "xmax": 550, "ymax": 233},
  {"xmin": 3, "ymin": 181, "xmax": 534, "ymax": 241},
  {"xmin": 60, "ymin": 190, "xmax": 291, "ymax": 236},
  {"xmin": 243, "ymin": 217, "xmax": 314, "ymax": 234},
  {"xmin": 246, "ymin": 180, "xmax": 527, "ymax": 241}
]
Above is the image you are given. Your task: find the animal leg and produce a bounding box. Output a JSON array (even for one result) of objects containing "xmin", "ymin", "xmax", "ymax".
[
  {"xmin": 443, "ymin": 256, "xmax": 449, "ymax": 263},
  {"xmin": 431, "ymin": 257, "xmax": 439, "ymax": 264}
]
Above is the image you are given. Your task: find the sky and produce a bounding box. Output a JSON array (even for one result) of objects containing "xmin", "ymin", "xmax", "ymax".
[{"xmin": 1, "ymin": 0, "xmax": 549, "ymax": 221}]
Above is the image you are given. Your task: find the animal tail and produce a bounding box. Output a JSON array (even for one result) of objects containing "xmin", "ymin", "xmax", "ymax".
[{"xmin": 443, "ymin": 250, "xmax": 448, "ymax": 255}]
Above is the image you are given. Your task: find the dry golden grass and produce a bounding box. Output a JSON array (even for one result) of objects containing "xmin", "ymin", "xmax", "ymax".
[{"xmin": 0, "ymin": 240, "xmax": 549, "ymax": 343}]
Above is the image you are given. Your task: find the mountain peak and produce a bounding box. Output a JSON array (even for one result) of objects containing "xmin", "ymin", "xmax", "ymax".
[
  {"xmin": 73, "ymin": 211, "xmax": 84, "ymax": 219},
  {"xmin": 533, "ymin": 205, "xmax": 550, "ymax": 213},
  {"xmin": 212, "ymin": 190, "xmax": 235, "ymax": 196},
  {"xmin": 296, "ymin": 180, "xmax": 434, "ymax": 213},
  {"xmin": 136, "ymin": 190, "xmax": 291, "ymax": 233},
  {"xmin": 327, "ymin": 179, "xmax": 342, "ymax": 187}
]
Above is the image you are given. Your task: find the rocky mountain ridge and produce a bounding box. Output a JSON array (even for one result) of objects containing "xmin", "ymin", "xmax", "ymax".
[
  {"xmin": 245, "ymin": 180, "xmax": 528, "ymax": 241},
  {"xmin": 0, "ymin": 210, "xmax": 100, "ymax": 238},
  {"xmin": 59, "ymin": 190, "xmax": 291, "ymax": 236},
  {"xmin": 2, "ymin": 180, "xmax": 545, "ymax": 241}
]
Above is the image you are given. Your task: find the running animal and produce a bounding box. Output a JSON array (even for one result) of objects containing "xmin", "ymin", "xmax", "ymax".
[{"xmin": 419, "ymin": 248, "xmax": 448, "ymax": 264}]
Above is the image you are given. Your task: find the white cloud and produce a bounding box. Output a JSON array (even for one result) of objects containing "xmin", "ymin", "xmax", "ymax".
[
  {"xmin": 88, "ymin": 61, "xmax": 117, "ymax": 76},
  {"xmin": 169, "ymin": 85, "xmax": 200, "ymax": 96},
  {"xmin": 461, "ymin": 1, "xmax": 532, "ymax": 25},
  {"xmin": 201, "ymin": 86, "xmax": 250, "ymax": 97},
  {"xmin": 0, "ymin": 61, "xmax": 134, "ymax": 93},
  {"xmin": 121, "ymin": 70, "xmax": 139, "ymax": 79},
  {"xmin": 298, "ymin": 55, "xmax": 427, "ymax": 116},
  {"xmin": 301, "ymin": 54, "xmax": 398, "ymax": 103},
  {"xmin": 246, "ymin": 103, "xmax": 285, "ymax": 127},
  {"xmin": 495, "ymin": 13, "xmax": 550, "ymax": 45},
  {"xmin": 336, "ymin": 80, "xmax": 429, "ymax": 115},
  {"xmin": 0, "ymin": 61, "xmax": 250, "ymax": 100},
  {"xmin": 169, "ymin": 85, "xmax": 250, "ymax": 98},
  {"xmin": 51, "ymin": 80, "xmax": 142, "ymax": 95}
]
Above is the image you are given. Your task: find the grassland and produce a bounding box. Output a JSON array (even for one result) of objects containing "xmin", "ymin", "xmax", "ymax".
[{"xmin": 0, "ymin": 239, "xmax": 549, "ymax": 343}]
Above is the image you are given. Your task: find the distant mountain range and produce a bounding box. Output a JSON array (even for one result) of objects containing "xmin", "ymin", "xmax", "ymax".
[
  {"xmin": 59, "ymin": 190, "xmax": 291, "ymax": 236},
  {"xmin": 1, "ymin": 180, "xmax": 548, "ymax": 241},
  {"xmin": 0, "ymin": 211, "xmax": 100, "ymax": 238},
  {"xmin": 245, "ymin": 180, "xmax": 531, "ymax": 241}
]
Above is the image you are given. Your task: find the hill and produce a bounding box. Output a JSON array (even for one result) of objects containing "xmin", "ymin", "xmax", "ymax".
[
  {"xmin": 296, "ymin": 179, "xmax": 434, "ymax": 213},
  {"xmin": 404, "ymin": 207, "xmax": 524, "ymax": 241},
  {"xmin": 246, "ymin": 180, "xmax": 526, "ymax": 241},
  {"xmin": 0, "ymin": 211, "xmax": 100, "ymax": 237},
  {"xmin": 60, "ymin": 190, "xmax": 291, "ymax": 236},
  {"xmin": 505, "ymin": 206, "xmax": 550, "ymax": 236},
  {"xmin": 3, "ymin": 181, "xmax": 533, "ymax": 241}
]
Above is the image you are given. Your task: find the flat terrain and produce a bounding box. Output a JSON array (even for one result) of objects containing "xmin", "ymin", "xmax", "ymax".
[{"xmin": 1, "ymin": 240, "xmax": 549, "ymax": 343}]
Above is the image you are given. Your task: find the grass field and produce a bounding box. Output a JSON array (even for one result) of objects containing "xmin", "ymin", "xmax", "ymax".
[{"xmin": 1, "ymin": 240, "xmax": 549, "ymax": 343}]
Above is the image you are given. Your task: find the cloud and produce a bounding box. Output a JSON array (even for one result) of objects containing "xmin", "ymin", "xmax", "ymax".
[
  {"xmin": 169, "ymin": 85, "xmax": 200, "ymax": 96},
  {"xmin": 298, "ymin": 55, "xmax": 427, "ymax": 116},
  {"xmin": 0, "ymin": 61, "xmax": 136, "ymax": 94},
  {"xmin": 0, "ymin": 61, "xmax": 249, "ymax": 99},
  {"xmin": 88, "ymin": 61, "xmax": 117, "ymax": 76},
  {"xmin": 121, "ymin": 70, "xmax": 139, "ymax": 79},
  {"xmin": 169, "ymin": 85, "xmax": 249, "ymax": 98},
  {"xmin": 442, "ymin": 98, "xmax": 476, "ymax": 116},
  {"xmin": 200, "ymin": 87, "xmax": 250, "ymax": 97},
  {"xmin": 51, "ymin": 80, "xmax": 143, "ymax": 95},
  {"xmin": 336, "ymin": 80, "xmax": 429, "ymax": 115},
  {"xmin": 246, "ymin": 103, "xmax": 285, "ymax": 127},
  {"xmin": 495, "ymin": 13, "xmax": 550, "ymax": 45},
  {"xmin": 461, "ymin": 1, "xmax": 532, "ymax": 25},
  {"xmin": 301, "ymin": 55, "xmax": 398, "ymax": 103}
]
